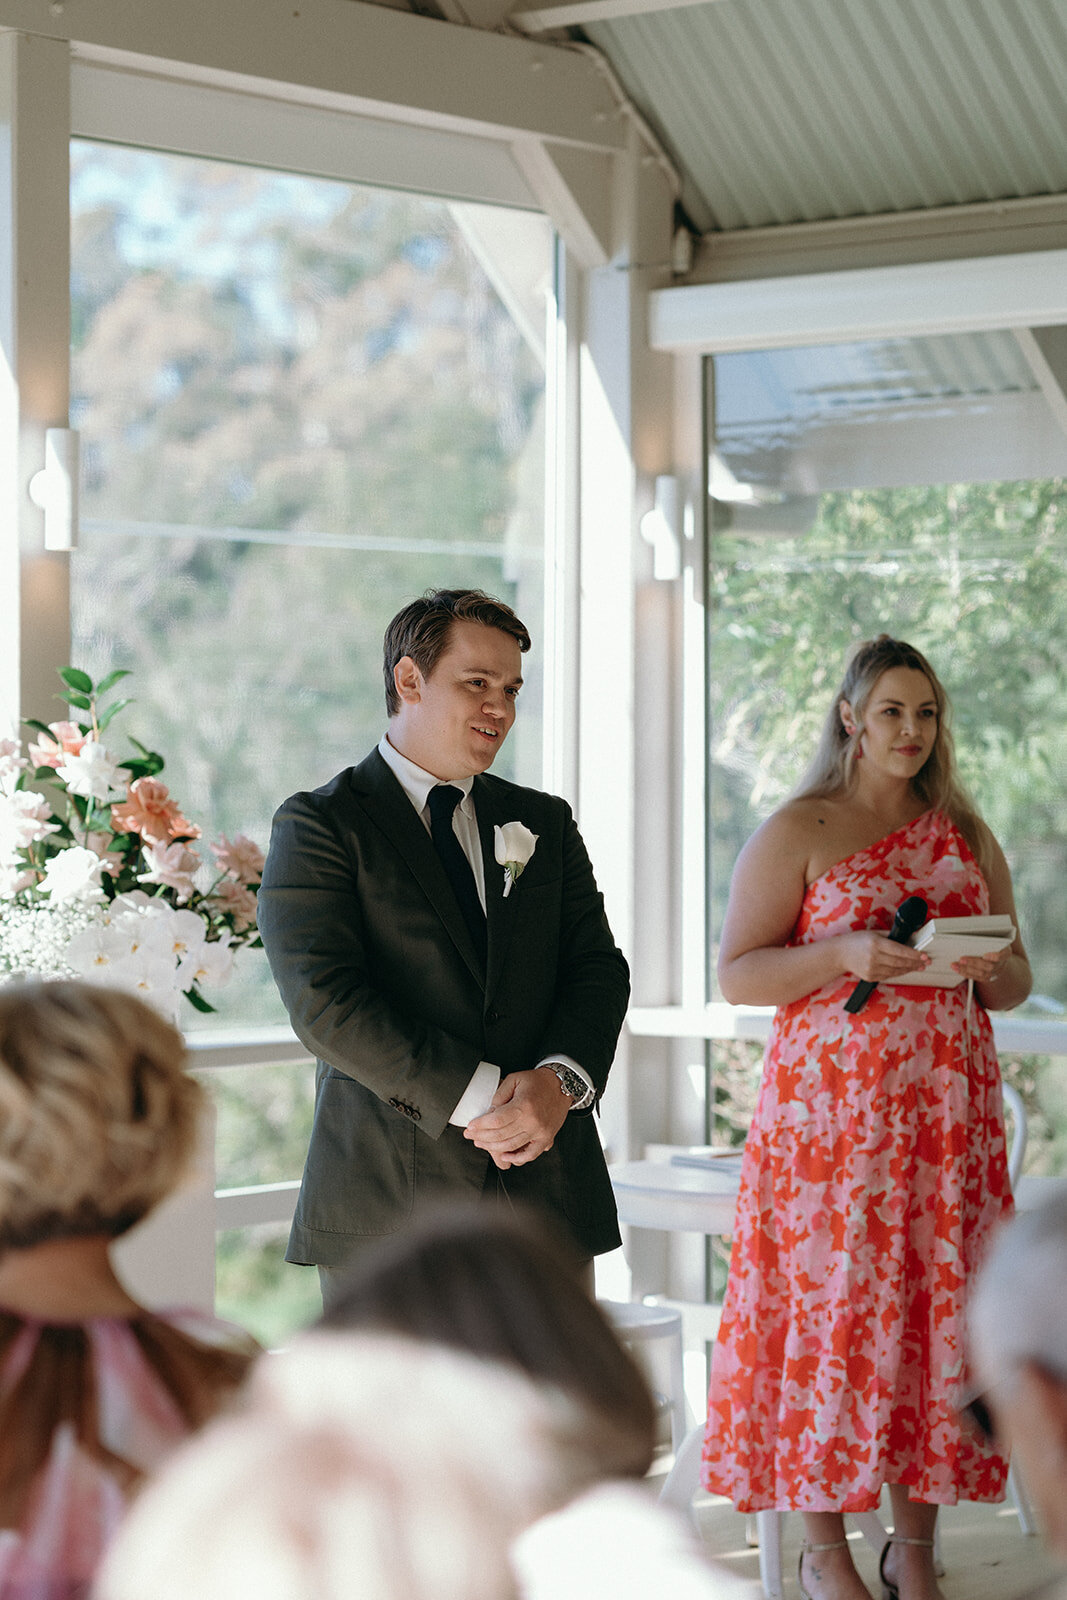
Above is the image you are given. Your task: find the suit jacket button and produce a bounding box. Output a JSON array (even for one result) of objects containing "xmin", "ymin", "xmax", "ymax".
[{"xmin": 486, "ymin": 1007, "xmax": 500, "ymax": 1024}]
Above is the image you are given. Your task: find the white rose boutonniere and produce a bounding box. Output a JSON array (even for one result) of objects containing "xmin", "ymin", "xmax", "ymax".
[{"xmin": 494, "ymin": 821, "xmax": 538, "ymax": 898}]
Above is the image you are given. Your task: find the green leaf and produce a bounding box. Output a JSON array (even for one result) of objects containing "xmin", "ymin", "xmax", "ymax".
[
  {"xmin": 127, "ymin": 736, "xmax": 164, "ymax": 765},
  {"xmin": 120, "ymin": 754, "xmax": 165, "ymax": 779},
  {"xmin": 97, "ymin": 697, "xmax": 133, "ymax": 732},
  {"xmin": 58, "ymin": 667, "xmax": 93, "ymax": 693},
  {"xmin": 95, "ymin": 668, "xmax": 132, "ymax": 696},
  {"xmin": 55, "ymin": 690, "xmax": 92, "ymax": 711},
  {"xmin": 22, "ymin": 718, "xmax": 54, "ymax": 738},
  {"xmin": 184, "ymin": 986, "xmax": 217, "ymax": 1014}
]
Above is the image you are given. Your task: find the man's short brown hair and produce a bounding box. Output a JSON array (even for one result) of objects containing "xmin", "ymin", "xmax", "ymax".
[{"xmin": 383, "ymin": 589, "xmax": 531, "ymax": 716}]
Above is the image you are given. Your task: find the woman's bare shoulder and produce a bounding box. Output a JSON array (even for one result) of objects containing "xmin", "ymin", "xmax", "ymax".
[{"xmin": 737, "ymin": 798, "xmax": 837, "ymax": 876}]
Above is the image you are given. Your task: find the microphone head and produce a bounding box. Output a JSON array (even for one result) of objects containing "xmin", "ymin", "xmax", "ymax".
[{"xmin": 895, "ymin": 895, "xmax": 929, "ymax": 936}]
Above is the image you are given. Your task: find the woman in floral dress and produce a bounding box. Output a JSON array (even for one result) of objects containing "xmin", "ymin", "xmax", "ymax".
[{"xmin": 702, "ymin": 637, "xmax": 1031, "ymax": 1600}]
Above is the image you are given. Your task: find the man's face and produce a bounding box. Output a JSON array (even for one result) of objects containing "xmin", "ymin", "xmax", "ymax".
[{"xmin": 391, "ymin": 619, "xmax": 523, "ymax": 780}]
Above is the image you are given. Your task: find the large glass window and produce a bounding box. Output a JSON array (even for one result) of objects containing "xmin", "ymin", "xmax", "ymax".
[
  {"xmin": 69, "ymin": 141, "xmax": 552, "ymax": 1030},
  {"xmin": 706, "ymin": 333, "xmax": 1067, "ymax": 1169}
]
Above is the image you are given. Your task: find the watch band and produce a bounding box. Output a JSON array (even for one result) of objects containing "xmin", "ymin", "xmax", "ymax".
[{"xmin": 537, "ymin": 1061, "xmax": 594, "ymax": 1111}]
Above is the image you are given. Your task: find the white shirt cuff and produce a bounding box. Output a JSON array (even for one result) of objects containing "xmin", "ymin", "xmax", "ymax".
[
  {"xmin": 449, "ymin": 1060, "xmax": 501, "ymax": 1127},
  {"xmin": 535, "ymin": 1053, "xmax": 595, "ymax": 1111}
]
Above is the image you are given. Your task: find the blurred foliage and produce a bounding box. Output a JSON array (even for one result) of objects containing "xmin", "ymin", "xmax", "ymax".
[
  {"xmin": 709, "ymin": 478, "xmax": 1067, "ymax": 1015},
  {"xmin": 215, "ymin": 1226, "xmax": 321, "ymax": 1349}
]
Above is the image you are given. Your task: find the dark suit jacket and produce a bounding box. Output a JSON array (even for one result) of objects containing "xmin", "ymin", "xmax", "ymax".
[{"xmin": 257, "ymin": 749, "xmax": 630, "ymax": 1265}]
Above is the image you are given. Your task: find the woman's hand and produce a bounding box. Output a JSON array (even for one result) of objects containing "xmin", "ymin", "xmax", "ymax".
[
  {"xmin": 841, "ymin": 928, "xmax": 930, "ymax": 984},
  {"xmin": 953, "ymin": 945, "xmax": 1010, "ymax": 986}
]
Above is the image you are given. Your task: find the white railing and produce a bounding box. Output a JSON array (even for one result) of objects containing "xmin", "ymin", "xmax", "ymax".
[
  {"xmin": 189, "ymin": 1008, "xmax": 1067, "ymax": 1243},
  {"xmin": 186, "ymin": 1026, "xmax": 310, "ymax": 1233},
  {"xmin": 627, "ymin": 1003, "xmax": 1067, "ymax": 1058}
]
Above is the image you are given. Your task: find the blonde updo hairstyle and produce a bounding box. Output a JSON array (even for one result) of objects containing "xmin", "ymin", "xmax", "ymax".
[
  {"xmin": 794, "ymin": 634, "xmax": 990, "ymax": 872},
  {"xmin": 0, "ymin": 981, "xmax": 203, "ymax": 1251}
]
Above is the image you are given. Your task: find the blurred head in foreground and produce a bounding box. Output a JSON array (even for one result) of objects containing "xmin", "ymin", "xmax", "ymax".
[
  {"xmin": 0, "ymin": 979, "xmax": 202, "ymax": 1248},
  {"xmin": 317, "ymin": 1203, "xmax": 657, "ymax": 1481},
  {"xmin": 96, "ymin": 1333, "xmax": 595, "ymax": 1600},
  {"xmin": 970, "ymin": 1190, "xmax": 1067, "ymax": 1557}
]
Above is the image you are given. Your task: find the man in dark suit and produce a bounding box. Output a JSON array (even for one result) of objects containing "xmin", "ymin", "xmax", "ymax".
[{"xmin": 258, "ymin": 589, "xmax": 629, "ymax": 1294}]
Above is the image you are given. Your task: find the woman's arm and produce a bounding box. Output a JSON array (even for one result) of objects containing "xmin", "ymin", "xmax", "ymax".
[
  {"xmin": 956, "ymin": 824, "xmax": 1033, "ymax": 1012},
  {"xmin": 717, "ymin": 807, "xmax": 929, "ymax": 1008}
]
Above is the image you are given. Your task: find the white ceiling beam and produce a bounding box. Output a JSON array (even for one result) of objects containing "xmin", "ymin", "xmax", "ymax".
[
  {"xmin": 1013, "ymin": 326, "xmax": 1067, "ymax": 444},
  {"xmin": 0, "ymin": 0, "xmax": 627, "ymax": 151},
  {"xmin": 651, "ymin": 248, "xmax": 1067, "ymax": 354},
  {"xmin": 511, "ymin": 0, "xmax": 721, "ymax": 36},
  {"xmin": 689, "ymin": 194, "xmax": 1067, "ymax": 284},
  {"xmin": 511, "ymin": 138, "xmax": 614, "ymax": 267}
]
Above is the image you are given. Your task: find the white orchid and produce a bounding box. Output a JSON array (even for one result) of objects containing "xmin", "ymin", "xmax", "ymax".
[
  {"xmin": 39, "ymin": 846, "xmax": 107, "ymax": 905},
  {"xmin": 55, "ymin": 737, "xmax": 126, "ymax": 802},
  {"xmin": 178, "ymin": 933, "xmax": 234, "ymax": 990},
  {"xmin": 493, "ymin": 820, "xmax": 539, "ymax": 898}
]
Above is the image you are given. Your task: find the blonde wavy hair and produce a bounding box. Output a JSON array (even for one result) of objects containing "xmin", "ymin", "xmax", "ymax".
[
  {"xmin": 0, "ymin": 981, "xmax": 203, "ymax": 1250},
  {"xmin": 794, "ymin": 635, "xmax": 990, "ymax": 872}
]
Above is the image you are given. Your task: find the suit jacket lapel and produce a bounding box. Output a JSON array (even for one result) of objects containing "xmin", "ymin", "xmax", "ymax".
[{"xmin": 350, "ymin": 752, "xmax": 486, "ymax": 984}]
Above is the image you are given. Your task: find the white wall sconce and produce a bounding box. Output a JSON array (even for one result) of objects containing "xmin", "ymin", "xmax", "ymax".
[
  {"xmin": 640, "ymin": 473, "xmax": 683, "ymax": 580},
  {"xmin": 28, "ymin": 427, "xmax": 80, "ymax": 551}
]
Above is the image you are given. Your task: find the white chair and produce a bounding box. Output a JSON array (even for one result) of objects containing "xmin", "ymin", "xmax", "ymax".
[{"xmin": 601, "ymin": 1299, "xmax": 689, "ymax": 1452}]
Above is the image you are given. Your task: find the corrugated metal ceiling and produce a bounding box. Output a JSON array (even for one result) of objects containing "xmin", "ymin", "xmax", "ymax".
[{"xmin": 583, "ymin": 0, "xmax": 1067, "ymax": 234}]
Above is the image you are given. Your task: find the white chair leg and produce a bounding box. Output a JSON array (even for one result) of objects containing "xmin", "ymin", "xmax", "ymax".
[
  {"xmin": 657, "ymin": 1422, "xmax": 705, "ymax": 1531},
  {"xmin": 756, "ymin": 1509, "xmax": 784, "ymax": 1600},
  {"xmin": 1009, "ymin": 1462, "xmax": 1038, "ymax": 1537}
]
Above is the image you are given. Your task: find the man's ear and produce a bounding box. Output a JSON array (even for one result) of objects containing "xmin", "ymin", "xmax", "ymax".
[{"xmin": 394, "ymin": 655, "xmax": 422, "ymax": 706}]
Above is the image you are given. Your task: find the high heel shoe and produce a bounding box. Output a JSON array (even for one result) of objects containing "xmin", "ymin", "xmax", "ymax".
[
  {"xmin": 799, "ymin": 1539, "xmax": 851, "ymax": 1600},
  {"xmin": 879, "ymin": 1536, "xmax": 935, "ymax": 1600}
]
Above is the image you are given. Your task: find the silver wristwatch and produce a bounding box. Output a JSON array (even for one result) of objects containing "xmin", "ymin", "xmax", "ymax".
[{"xmin": 537, "ymin": 1061, "xmax": 593, "ymax": 1110}]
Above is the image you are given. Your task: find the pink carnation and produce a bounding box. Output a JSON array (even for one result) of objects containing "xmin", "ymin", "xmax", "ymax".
[
  {"xmin": 210, "ymin": 832, "xmax": 265, "ymax": 885},
  {"xmin": 111, "ymin": 777, "xmax": 201, "ymax": 845},
  {"xmin": 208, "ymin": 879, "xmax": 258, "ymax": 932},
  {"xmin": 28, "ymin": 720, "xmax": 86, "ymax": 770}
]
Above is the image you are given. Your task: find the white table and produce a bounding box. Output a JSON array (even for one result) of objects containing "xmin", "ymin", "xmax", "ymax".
[{"xmin": 609, "ymin": 1157, "xmax": 740, "ymax": 1237}]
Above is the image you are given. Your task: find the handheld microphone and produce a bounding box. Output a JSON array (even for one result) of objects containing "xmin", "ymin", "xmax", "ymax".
[{"xmin": 844, "ymin": 894, "xmax": 928, "ymax": 1014}]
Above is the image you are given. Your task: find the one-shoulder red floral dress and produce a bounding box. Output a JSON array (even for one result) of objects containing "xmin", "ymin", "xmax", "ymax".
[{"xmin": 702, "ymin": 810, "xmax": 1012, "ymax": 1513}]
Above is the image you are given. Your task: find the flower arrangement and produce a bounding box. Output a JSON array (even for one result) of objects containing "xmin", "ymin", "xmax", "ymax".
[{"xmin": 0, "ymin": 666, "xmax": 264, "ymax": 1021}]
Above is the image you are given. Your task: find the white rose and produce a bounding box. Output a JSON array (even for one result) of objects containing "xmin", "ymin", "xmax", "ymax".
[
  {"xmin": 493, "ymin": 821, "xmax": 539, "ymax": 898},
  {"xmin": 0, "ymin": 789, "xmax": 59, "ymax": 854},
  {"xmin": 0, "ymin": 739, "xmax": 27, "ymax": 798},
  {"xmin": 55, "ymin": 738, "xmax": 126, "ymax": 802},
  {"xmin": 39, "ymin": 846, "xmax": 107, "ymax": 904}
]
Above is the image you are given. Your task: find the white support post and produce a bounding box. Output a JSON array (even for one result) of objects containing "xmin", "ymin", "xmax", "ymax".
[
  {"xmin": 572, "ymin": 122, "xmax": 677, "ymax": 1302},
  {"xmin": 0, "ymin": 30, "xmax": 72, "ymax": 733}
]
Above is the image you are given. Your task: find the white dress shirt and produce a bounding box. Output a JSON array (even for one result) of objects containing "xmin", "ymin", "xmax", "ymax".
[{"xmin": 378, "ymin": 732, "xmax": 593, "ymax": 1123}]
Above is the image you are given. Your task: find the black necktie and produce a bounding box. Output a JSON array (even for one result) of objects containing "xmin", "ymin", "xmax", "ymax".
[{"xmin": 426, "ymin": 784, "xmax": 487, "ymax": 965}]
